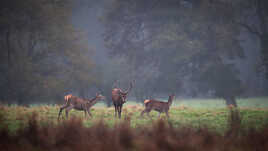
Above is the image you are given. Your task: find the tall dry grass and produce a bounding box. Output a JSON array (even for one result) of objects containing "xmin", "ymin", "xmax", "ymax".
[{"xmin": 0, "ymin": 108, "xmax": 268, "ymax": 151}]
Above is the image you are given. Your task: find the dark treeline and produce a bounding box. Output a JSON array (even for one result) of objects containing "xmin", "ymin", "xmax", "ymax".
[
  {"xmin": 1, "ymin": 0, "xmax": 268, "ymax": 106},
  {"xmin": 0, "ymin": 0, "xmax": 99, "ymax": 105}
]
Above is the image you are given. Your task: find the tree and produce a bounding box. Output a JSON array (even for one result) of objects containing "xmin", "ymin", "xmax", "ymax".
[
  {"xmin": 234, "ymin": 0, "xmax": 268, "ymax": 79},
  {"xmin": 0, "ymin": 0, "xmax": 97, "ymax": 104},
  {"xmin": 102, "ymin": 0, "xmax": 244, "ymax": 106}
]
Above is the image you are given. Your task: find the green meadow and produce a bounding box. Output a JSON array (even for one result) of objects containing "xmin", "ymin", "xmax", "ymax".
[{"xmin": 1, "ymin": 97, "xmax": 268, "ymax": 133}]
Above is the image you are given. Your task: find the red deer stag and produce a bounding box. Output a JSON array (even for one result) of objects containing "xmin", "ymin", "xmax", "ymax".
[
  {"xmin": 140, "ymin": 94, "xmax": 175, "ymax": 118},
  {"xmin": 58, "ymin": 93, "xmax": 105, "ymax": 120},
  {"xmin": 112, "ymin": 80, "xmax": 134, "ymax": 118}
]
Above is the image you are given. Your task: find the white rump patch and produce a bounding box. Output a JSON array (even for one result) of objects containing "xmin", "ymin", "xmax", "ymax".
[
  {"xmin": 144, "ymin": 99, "xmax": 150, "ymax": 104},
  {"xmin": 64, "ymin": 94, "xmax": 72, "ymax": 101}
]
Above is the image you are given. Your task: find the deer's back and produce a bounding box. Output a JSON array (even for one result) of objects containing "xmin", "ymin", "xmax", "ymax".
[
  {"xmin": 144, "ymin": 99, "xmax": 169, "ymax": 112},
  {"xmin": 67, "ymin": 96, "xmax": 87, "ymax": 105}
]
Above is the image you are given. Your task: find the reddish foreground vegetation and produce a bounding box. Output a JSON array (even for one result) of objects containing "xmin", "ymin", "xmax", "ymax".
[{"xmin": 0, "ymin": 109, "xmax": 268, "ymax": 151}]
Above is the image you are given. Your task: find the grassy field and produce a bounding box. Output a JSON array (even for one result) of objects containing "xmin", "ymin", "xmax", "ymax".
[
  {"xmin": 1, "ymin": 98, "xmax": 268, "ymax": 151},
  {"xmin": 1, "ymin": 97, "xmax": 268, "ymax": 133}
]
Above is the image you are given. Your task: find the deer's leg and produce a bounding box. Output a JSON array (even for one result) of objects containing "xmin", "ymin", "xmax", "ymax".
[
  {"xmin": 140, "ymin": 107, "xmax": 149, "ymax": 117},
  {"xmin": 158, "ymin": 112, "xmax": 161, "ymax": 118},
  {"xmin": 165, "ymin": 111, "xmax": 169, "ymax": 119},
  {"xmin": 65, "ymin": 105, "xmax": 73, "ymax": 119},
  {"xmin": 114, "ymin": 104, "xmax": 117, "ymax": 117},
  {"xmin": 87, "ymin": 109, "xmax": 92, "ymax": 118},
  {"xmin": 118, "ymin": 105, "xmax": 122, "ymax": 119},
  {"xmin": 58, "ymin": 104, "xmax": 68, "ymax": 121},
  {"xmin": 84, "ymin": 110, "xmax": 87, "ymax": 118},
  {"xmin": 146, "ymin": 109, "xmax": 152, "ymax": 118},
  {"xmin": 140, "ymin": 109, "xmax": 146, "ymax": 117}
]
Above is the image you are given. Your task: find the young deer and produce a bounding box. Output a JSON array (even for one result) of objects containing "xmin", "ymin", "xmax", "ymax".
[
  {"xmin": 58, "ymin": 93, "xmax": 105, "ymax": 120},
  {"xmin": 140, "ymin": 94, "xmax": 175, "ymax": 118}
]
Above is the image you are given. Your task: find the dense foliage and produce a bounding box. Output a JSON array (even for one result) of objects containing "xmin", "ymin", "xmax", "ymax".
[
  {"xmin": 0, "ymin": 0, "xmax": 97, "ymax": 104},
  {"xmin": 1, "ymin": 0, "xmax": 268, "ymax": 106},
  {"xmin": 101, "ymin": 0, "xmax": 245, "ymax": 105}
]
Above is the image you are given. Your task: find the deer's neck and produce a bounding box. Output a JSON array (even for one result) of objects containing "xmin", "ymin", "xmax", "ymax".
[
  {"xmin": 88, "ymin": 96, "xmax": 99, "ymax": 106},
  {"xmin": 168, "ymin": 96, "xmax": 173, "ymax": 106}
]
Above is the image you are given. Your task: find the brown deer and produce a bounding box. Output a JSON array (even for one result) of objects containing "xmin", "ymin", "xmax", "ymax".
[
  {"xmin": 58, "ymin": 93, "xmax": 105, "ymax": 120},
  {"xmin": 112, "ymin": 80, "xmax": 134, "ymax": 118},
  {"xmin": 140, "ymin": 94, "xmax": 175, "ymax": 118}
]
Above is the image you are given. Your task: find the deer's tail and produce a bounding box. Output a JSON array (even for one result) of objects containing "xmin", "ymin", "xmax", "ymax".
[
  {"xmin": 144, "ymin": 99, "xmax": 151, "ymax": 106},
  {"xmin": 64, "ymin": 94, "xmax": 72, "ymax": 104}
]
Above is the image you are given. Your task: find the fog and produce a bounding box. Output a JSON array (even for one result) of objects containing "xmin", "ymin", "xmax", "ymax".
[
  {"xmin": 1, "ymin": 0, "xmax": 267, "ymax": 106},
  {"xmin": 72, "ymin": 0, "xmax": 109, "ymax": 65},
  {"xmin": 72, "ymin": 0, "xmax": 268, "ymax": 100}
]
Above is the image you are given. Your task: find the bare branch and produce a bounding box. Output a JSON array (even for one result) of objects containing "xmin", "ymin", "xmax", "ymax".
[{"xmin": 235, "ymin": 21, "xmax": 261, "ymax": 37}]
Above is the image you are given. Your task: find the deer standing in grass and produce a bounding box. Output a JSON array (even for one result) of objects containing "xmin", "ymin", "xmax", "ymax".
[
  {"xmin": 58, "ymin": 93, "xmax": 105, "ymax": 120},
  {"xmin": 112, "ymin": 80, "xmax": 134, "ymax": 118},
  {"xmin": 140, "ymin": 94, "xmax": 175, "ymax": 118}
]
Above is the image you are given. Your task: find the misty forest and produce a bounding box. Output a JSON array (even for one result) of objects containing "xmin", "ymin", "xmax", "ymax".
[{"xmin": 1, "ymin": 0, "xmax": 268, "ymax": 151}]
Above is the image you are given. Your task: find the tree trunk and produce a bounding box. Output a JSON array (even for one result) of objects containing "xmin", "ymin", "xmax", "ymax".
[
  {"xmin": 17, "ymin": 98, "xmax": 24, "ymax": 106},
  {"xmin": 6, "ymin": 28, "xmax": 11, "ymax": 103},
  {"xmin": 260, "ymin": 34, "xmax": 268, "ymax": 78},
  {"xmin": 257, "ymin": 0, "xmax": 268, "ymax": 78},
  {"xmin": 224, "ymin": 96, "xmax": 237, "ymax": 107},
  {"xmin": 238, "ymin": 0, "xmax": 268, "ymax": 79}
]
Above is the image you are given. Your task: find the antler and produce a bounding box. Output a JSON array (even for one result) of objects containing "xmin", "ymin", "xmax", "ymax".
[
  {"xmin": 121, "ymin": 80, "xmax": 134, "ymax": 95},
  {"xmin": 112, "ymin": 80, "xmax": 119, "ymax": 88}
]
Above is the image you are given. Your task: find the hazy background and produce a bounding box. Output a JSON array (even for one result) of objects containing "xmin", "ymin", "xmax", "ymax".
[{"xmin": 1, "ymin": 0, "xmax": 268, "ymax": 106}]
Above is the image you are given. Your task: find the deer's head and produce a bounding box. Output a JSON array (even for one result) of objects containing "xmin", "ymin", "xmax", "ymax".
[
  {"xmin": 96, "ymin": 93, "xmax": 105, "ymax": 100},
  {"xmin": 120, "ymin": 80, "xmax": 134, "ymax": 95},
  {"xmin": 169, "ymin": 94, "xmax": 175, "ymax": 99},
  {"xmin": 112, "ymin": 80, "xmax": 134, "ymax": 103},
  {"xmin": 168, "ymin": 94, "xmax": 175, "ymax": 105},
  {"xmin": 86, "ymin": 93, "xmax": 105, "ymax": 106}
]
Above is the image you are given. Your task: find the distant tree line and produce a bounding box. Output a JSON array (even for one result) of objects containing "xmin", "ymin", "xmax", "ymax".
[
  {"xmin": 100, "ymin": 0, "xmax": 268, "ymax": 106},
  {"xmin": 1, "ymin": 0, "xmax": 268, "ymax": 107},
  {"xmin": 0, "ymin": 0, "xmax": 98, "ymax": 104}
]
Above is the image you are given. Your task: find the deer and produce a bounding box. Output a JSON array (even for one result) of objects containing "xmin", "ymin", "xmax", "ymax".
[
  {"xmin": 112, "ymin": 80, "xmax": 134, "ymax": 118},
  {"xmin": 58, "ymin": 93, "xmax": 105, "ymax": 121},
  {"xmin": 140, "ymin": 94, "xmax": 175, "ymax": 119}
]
